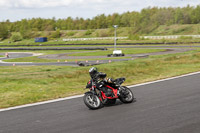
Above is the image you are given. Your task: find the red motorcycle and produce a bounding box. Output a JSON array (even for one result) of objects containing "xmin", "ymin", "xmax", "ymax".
[{"xmin": 83, "ymin": 78, "xmax": 134, "ymax": 110}]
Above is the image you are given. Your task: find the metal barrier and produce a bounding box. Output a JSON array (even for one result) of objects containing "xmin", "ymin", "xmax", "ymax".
[
  {"xmin": 63, "ymin": 35, "xmax": 200, "ymax": 41},
  {"xmin": 63, "ymin": 37, "xmax": 128, "ymax": 41},
  {"xmin": 142, "ymin": 35, "xmax": 200, "ymax": 39}
]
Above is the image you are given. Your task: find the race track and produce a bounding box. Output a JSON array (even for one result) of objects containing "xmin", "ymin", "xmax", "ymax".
[
  {"xmin": 0, "ymin": 46, "xmax": 193, "ymax": 66},
  {"xmin": 0, "ymin": 72, "xmax": 200, "ymax": 133}
]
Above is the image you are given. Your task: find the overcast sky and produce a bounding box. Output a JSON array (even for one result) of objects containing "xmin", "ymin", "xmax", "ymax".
[{"xmin": 0, "ymin": 0, "xmax": 199, "ymax": 22}]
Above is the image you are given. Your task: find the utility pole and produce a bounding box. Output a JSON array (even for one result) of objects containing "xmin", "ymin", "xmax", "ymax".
[
  {"xmin": 107, "ymin": 25, "xmax": 124, "ymax": 57},
  {"xmin": 113, "ymin": 25, "xmax": 118, "ymax": 51}
]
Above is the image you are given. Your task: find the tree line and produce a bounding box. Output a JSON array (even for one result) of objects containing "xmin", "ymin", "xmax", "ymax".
[{"xmin": 1, "ymin": 5, "xmax": 200, "ymax": 40}]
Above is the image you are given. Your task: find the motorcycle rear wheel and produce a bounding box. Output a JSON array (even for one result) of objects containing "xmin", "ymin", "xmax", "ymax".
[
  {"xmin": 83, "ymin": 92, "xmax": 101, "ymax": 110},
  {"xmin": 119, "ymin": 87, "xmax": 134, "ymax": 103}
]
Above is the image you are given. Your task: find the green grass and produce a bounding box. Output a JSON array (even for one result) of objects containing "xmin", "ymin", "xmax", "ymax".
[
  {"xmin": 149, "ymin": 24, "xmax": 200, "ymax": 35},
  {"xmin": 3, "ymin": 48, "xmax": 165, "ymax": 63},
  {"xmin": 0, "ymin": 50, "xmax": 200, "ymax": 108},
  {"xmin": 69, "ymin": 48, "xmax": 165, "ymax": 56},
  {"xmin": 1, "ymin": 38, "xmax": 200, "ymax": 47},
  {"xmin": 2, "ymin": 24, "xmax": 200, "ymax": 46}
]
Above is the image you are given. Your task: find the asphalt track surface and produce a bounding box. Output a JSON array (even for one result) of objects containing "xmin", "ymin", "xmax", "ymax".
[
  {"xmin": 0, "ymin": 72, "xmax": 200, "ymax": 133},
  {"xmin": 0, "ymin": 46, "xmax": 193, "ymax": 66},
  {"xmin": 0, "ymin": 53, "xmax": 79, "ymax": 66},
  {"xmin": 0, "ymin": 52, "xmax": 130, "ymax": 66}
]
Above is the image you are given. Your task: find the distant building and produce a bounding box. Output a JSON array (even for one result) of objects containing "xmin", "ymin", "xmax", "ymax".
[{"xmin": 35, "ymin": 37, "xmax": 48, "ymax": 42}]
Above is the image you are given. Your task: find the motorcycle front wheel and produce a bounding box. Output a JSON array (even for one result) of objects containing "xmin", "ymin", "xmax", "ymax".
[
  {"xmin": 83, "ymin": 92, "xmax": 101, "ymax": 110},
  {"xmin": 119, "ymin": 87, "xmax": 134, "ymax": 103}
]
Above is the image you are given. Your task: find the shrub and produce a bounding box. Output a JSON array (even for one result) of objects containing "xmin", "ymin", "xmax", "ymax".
[
  {"xmin": 20, "ymin": 29, "xmax": 32, "ymax": 39},
  {"xmin": 0, "ymin": 24, "xmax": 9, "ymax": 39},
  {"xmin": 50, "ymin": 29, "xmax": 61, "ymax": 38},
  {"xmin": 11, "ymin": 33, "xmax": 23, "ymax": 42},
  {"xmin": 85, "ymin": 30, "xmax": 93, "ymax": 35},
  {"xmin": 67, "ymin": 31, "xmax": 76, "ymax": 36}
]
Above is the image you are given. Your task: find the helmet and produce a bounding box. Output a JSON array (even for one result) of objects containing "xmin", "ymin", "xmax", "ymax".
[{"xmin": 89, "ymin": 67, "xmax": 98, "ymax": 78}]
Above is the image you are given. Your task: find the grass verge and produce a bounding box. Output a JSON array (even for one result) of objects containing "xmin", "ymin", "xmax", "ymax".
[{"xmin": 0, "ymin": 50, "xmax": 200, "ymax": 108}]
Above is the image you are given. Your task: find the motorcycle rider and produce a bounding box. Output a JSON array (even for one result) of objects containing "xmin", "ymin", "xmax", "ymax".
[{"xmin": 89, "ymin": 67, "xmax": 113, "ymax": 97}]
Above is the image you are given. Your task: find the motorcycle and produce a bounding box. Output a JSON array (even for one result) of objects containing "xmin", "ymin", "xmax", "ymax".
[{"xmin": 83, "ymin": 77, "xmax": 135, "ymax": 110}]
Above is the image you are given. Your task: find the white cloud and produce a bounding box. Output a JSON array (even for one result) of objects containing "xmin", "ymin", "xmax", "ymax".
[
  {"xmin": 0, "ymin": 0, "xmax": 75, "ymax": 8},
  {"xmin": 0, "ymin": 0, "xmax": 10, "ymax": 8},
  {"xmin": 0, "ymin": 0, "xmax": 123, "ymax": 8},
  {"xmin": 0, "ymin": 0, "xmax": 200, "ymax": 21},
  {"xmin": 1, "ymin": 0, "xmax": 199, "ymax": 9}
]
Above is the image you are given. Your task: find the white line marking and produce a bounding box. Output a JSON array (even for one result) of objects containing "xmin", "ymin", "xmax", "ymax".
[
  {"xmin": 0, "ymin": 71, "xmax": 200, "ymax": 112},
  {"xmin": 127, "ymin": 71, "xmax": 200, "ymax": 88},
  {"xmin": 0, "ymin": 95, "xmax": 83, "ymax": 112}
]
